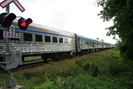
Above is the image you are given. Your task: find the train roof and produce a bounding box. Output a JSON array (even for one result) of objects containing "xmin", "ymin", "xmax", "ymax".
[
  {"xmin": 12, "ymin": 19, "xmax": 75, "ymax": 38},
  {"xmin": 76, "ymin": 34, "xmax": 102, "ymax": 43},
  {"xmin": 0, "ymin": 19, "xmax": 106, "ymax": 43}
]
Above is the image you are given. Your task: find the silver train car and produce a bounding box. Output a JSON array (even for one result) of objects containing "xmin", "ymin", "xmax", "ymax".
[{"xmin": 0, "ymin": 20, "xmax": 113, "ymax": 61}]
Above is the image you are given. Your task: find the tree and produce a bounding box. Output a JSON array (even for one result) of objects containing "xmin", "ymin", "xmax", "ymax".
[{"xmin": 96, "ymin": 0, "xmax": 133, "ymax": 60}]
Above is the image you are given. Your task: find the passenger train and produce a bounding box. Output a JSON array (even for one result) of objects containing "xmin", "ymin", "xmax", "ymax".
[{"xmin": 0, "ymin": 20, "xmax": 114, "ymax": 61}]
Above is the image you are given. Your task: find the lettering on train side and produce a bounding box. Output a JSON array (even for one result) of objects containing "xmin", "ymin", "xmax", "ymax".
[{"xmin": 14, "ymin": 47, "xmax": 37, "ymax": 52}]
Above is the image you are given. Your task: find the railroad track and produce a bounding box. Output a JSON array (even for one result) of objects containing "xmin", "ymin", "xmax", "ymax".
[
  {"xmin": 0, "ymin": 56, "xmax": 68, "ymax": 72},
  {"xmin": 0, "ymin": 49, "xmax": 111, "ymax": 72},
  {"xmin": 0, "ymin": 57, "xmax": 68, "ymax": 72}
]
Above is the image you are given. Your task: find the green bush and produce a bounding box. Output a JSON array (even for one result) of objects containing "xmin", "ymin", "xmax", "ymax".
[
  {"xmin": 64, "ymin": 74, "xmax": 125, "ymax": 89},
  {"xmin": 108, "ymin": 58, "xmax": 124, "ymax": 76},
  {"xmin": 90, "ymin": 63, "xmax": 99, "ymax": 77},
  {"xmin": 75, "ymin": 59, "xmax": 83, "ymax": 67},
  {"xmin": 33, "ymin": 77, "xmax": 64, "ymax": 89},
  {"xmin": 82, "ymin": 61, "xmax": 91, "ymax": 70},
  {"xmin": 1, "ymin": 49, "xmax": 132, "ymax": 89},
  {"xmin": 82, "ymin": 61, "xmax": 99, "ymax": 77}
]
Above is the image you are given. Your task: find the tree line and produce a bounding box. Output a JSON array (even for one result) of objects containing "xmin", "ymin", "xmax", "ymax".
[{"xmin": 97, "ymin": 0, "xmax": 133, "ymax": 61}]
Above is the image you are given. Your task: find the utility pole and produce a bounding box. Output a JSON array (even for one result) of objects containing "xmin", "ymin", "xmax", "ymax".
[{"xmin": 5, "ymin": 5, "xmax": 16, "ymax": 89}]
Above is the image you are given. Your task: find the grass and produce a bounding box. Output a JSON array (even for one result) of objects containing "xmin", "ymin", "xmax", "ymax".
[
  {"xmin": 0, "ymin": 49, "xmax": 132, "ymax": 89},
  {"xmin": 24, "ymin": 56, "xmax": 41, "ymax": 60}
]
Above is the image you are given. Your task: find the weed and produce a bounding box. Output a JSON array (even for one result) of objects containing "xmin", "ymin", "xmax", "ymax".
[
  {"xmin": 0, "ymin": 49, "xmax": 132, "ymax": 88},
  {"xmin": 64, "ymin": 74, "xmax": 125, "ymax": 89},
  {"xmin": 82, "ymin": 61, "xmax": 99, "ymax": 77},
  {"xmin": 33, "ymin": 77, "xmax": 64, "ymax": 89},
  {"xmin": 75, "ymin": 59, "xmax": 83, "ymax": 67}
]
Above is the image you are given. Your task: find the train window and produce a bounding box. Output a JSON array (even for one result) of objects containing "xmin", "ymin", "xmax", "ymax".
[
  {"xmin": 84, "ymin": 41, "xmax": 86, "ymax": 44},
  {"xmin": 87, "ymin": 41, "xmax": 89, "ymax": 44},
  {"xmin": 45, "ymin": 35, "xmax": 51, "ymax": 42},
  {"xmin": 82, "ymin": 40, "xmax": 85, "ymax": 44},
  {"xmin": 35, "ymin": 34, "xmax": 42, "ymax": 42},
  {"xmin": 59, "ymin": 38, "xmax": 63, "ymax": 43},
  {"xmin": 64, "ymin": 38, "xmax": 68, "ymax": 43},
  {"xmin": 80, "ymin": 40, "xmax": 83, "ymax": 44},
  {"xmin": 82, "ymin": 41, "xmax": 84, "ymax": 44},
  {"xmin": 0, "ymin": 30, "xmax": 3, "ymax": 40},
  {"xmin": 24, "ymin": 33, "xmax": 32, "ymax": 41},
  {"xmin": 53, "ymin": 37, "xmax": 57, "ymax": 43},
  {"xmin": 84, "ymin": 41, "xmax": 87, "ymax": 44}
]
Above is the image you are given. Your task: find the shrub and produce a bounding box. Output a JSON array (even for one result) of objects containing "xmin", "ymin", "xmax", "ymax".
[
  {"xmin": 75, "ymin": 59, "xmax": 83, "ymax": 67},
  {"xmin": 64, "ymin": 74, "xmax": 125, "ymax": 89},
  {"xmin": 90, "ymin": 63, "xmax": 99, "ymax": 77},
  {"xmin": 82, "ymin": 61, "xmax": 99, "ymax": 77},
  {"xmin": 108, "ymin": 58, "xmax": 124, "ymax": 76},
  {"xmin": 33, "ymin": 77, "xmax": 64, "ymax": 89},
  {"xmin": 82, "ymin": 61, "xmax": 91, "ymax": 70}
]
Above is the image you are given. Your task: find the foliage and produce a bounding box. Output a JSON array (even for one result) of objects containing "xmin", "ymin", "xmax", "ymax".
[
  {"xmin": 33, "ymin": 74, "xmax": 125, "ymax": 89},
  {"xmin": 75, "ymin": 59, "xmax": 83, "ymax": 67},
  {"xmin": 0, "ymin": 49, "xmax": 133, "ymax": 88},
  {"xmin": 108, "ymin": 58, "xmax": 124, "ymax": 76},
  {"xmin": 82, "ymin": 61, "xmax": 99, "ymax": 77},
  {"xmin": 33, "ymin": 77, "xmax": 64, "ymax": 89},
  {"xmin": 96, "ymin": 0, "xmax": 133, "ymax": 60},
  {"xmin": 64, "ymin": 74, "xmax": 125, "ymax": 89}
]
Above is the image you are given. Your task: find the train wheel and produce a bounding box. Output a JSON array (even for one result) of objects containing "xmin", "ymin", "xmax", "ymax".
[
  {"xmin": 51, "ymin": 54, "xmax": 60, "ymax": 61},
  {"xmin": 60, "ymin": 53, "xmax": 67, "ymax": 60}
]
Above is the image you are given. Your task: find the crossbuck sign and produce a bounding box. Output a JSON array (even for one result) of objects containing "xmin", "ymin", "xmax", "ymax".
[{"xmin": 0, "ymin": 0, "xmax": 25, "ymax": 12}]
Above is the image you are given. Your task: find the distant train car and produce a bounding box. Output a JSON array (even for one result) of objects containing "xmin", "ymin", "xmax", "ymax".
[
  {"xmin": 0, "ymin": 20, "xmax": 114, "ymax": 62},
  {"xmin": 102, "ymin": 42, "xmax": 112, "ymax": 49},
  {"xmin": 75, "ymin": 35, "xmax": 102, "ymax": 55}
]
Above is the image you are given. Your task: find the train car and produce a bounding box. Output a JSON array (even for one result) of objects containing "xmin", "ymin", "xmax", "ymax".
[
  {"xmin": 0, "ymin": 19, "xmax": 114, "ymax": 62},
  {"xmin": 102, "ymin": 42, "xmax": 112, "ymax": 49},
  {"xmin": 0, "ymin": 20, "xmax": 76, "ymax": 61},
  {"xmin": 75, "ymin": 35, "xmax": 102, "ymax": 55}
]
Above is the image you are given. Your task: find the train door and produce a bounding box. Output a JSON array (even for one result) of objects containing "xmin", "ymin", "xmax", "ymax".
[{"xmin": 74, "ymin": 33, "xmax": 80, "ymax": 55}]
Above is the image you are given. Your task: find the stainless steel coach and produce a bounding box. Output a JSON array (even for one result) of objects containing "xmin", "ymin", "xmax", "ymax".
[
  {"xmin": 0, "ymin": 21, "xmax": 76, "ymax": 61},
  {"xmin": 0, "ymin": 21, "xmax": 114, "ymax": 61}
]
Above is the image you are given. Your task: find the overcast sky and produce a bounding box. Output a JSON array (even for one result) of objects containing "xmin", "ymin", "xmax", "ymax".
[{"xmin": 0, "ymin": 0, "xmax": 117, "ymax": 44}]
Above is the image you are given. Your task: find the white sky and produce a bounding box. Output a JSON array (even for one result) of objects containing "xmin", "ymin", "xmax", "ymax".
[{"xmin": 0, "ymin": 0, "xmax": 117, "ymax": 44}]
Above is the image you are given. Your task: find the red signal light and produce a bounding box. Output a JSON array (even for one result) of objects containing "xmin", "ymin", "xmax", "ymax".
[
  {"xmin": 20, "ymin": 20, "xmax": 32, "ymax": 27},
  {"xmin": 18, "ymin": 17, "xmax": 32, "ymax": 30},
  {"xmin": 20, "ymin": 22, "xmax": 26, "ymax": 27}
]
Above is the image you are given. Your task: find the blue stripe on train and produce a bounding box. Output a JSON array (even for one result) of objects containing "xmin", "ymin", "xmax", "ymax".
[
  {"xmin": 14, "ymin": 27, "xmax": 75, "ymax": 39},
  {"xmin": 0, "ymin": 26, "xmax": 101, "ymax": 43}
]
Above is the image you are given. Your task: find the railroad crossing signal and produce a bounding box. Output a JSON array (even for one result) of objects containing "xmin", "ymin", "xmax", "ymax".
[
  {"xmin": 0, "ymin": 13, "xmax": 16, "ymax": 28},
  {"xmin": 0, "ymin": 12, "xmax": 33, "ymax": 30},
  {"xmin": 18, "ymin": 17, "xmax": 32, "ymax": 30}
]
